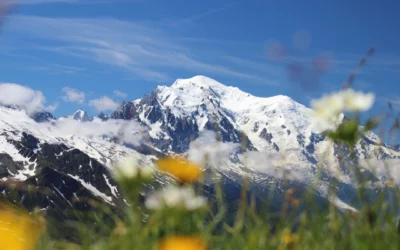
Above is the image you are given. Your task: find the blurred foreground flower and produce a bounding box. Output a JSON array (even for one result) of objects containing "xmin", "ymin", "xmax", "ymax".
[
  {"xmin": 145, "ymin": 185, "xmax": 207, "ymax": 211},
  {"xmin": 342, "ymin": 88, "xmax": 375, "ymax": 112},
  {"xmin": 157, "ymin": 157, "xmax": 203, "ymax": 183},
  {"xmin": 0, "ymin": 204, "xmax": 45, "ymax": 250},
  {"xmin": 113, "ymin": 156, "xmax": 154, "ymax": 181},
  {"xmin": 310, "ymin": 88, "xmax": 374, "ymax": 131},
  {"xmin": 280, "ymin": 228, "xmax": 298, "ymax": 249},
  {"xmin": 158, "ymin": 235, "xmax": 207, "ymax": 250}
]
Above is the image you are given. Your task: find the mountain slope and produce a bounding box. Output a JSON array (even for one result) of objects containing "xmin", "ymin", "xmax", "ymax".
[{"xmin": 1, "ymin": 75, "xmax": 400, "ymax": 222}]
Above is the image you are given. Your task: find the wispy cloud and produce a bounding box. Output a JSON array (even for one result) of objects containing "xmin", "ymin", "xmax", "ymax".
[
  {"xmin": 4, "ymin": 15, "xmax": 275, "ymax": 84},
  {"xmin": 113, "ymin": 90, "xmax": 128, "ymax": 98},
  {"xmin": 12, "ymin": 0, "xmax": 80, "ymax": 4},
  {"xmin": 8, "ymin": 0, "xmax": 112, "ymax": 5},
  {"xmin": 62, "ymin": 87, "xmax": 85, "ymax": 104},
  {"xmin": 163, "ymin": 2, "xmax": 240, "ymax": 26},
  {"xmin": 28, "ymin": 64, "xmax": 86, "ymax": 74},
  {"xmin": 390, "ymin": 97, "xmax": 400, "ymax": 105}
]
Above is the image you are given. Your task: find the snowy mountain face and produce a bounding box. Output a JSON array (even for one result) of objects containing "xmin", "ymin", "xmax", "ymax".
[
  {"xmin": 30, "ymin": 111, "xmax": 57, "ymax": 123},
  {"xmin": 110, "ymin": 76, "xmax": 400, "ymax": 210},
  {"xmin": 72, "ymin": 109, "xmax": 94, "ymax": 122},
  {"xmin": 60, "ymin": 109, "xmax": 94, "ymax": 122},
  {"xmin": 1, "ymin": 75, "xmax": 400, "ymax": 229}
]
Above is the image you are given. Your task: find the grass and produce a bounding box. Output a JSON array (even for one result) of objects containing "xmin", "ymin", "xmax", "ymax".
[{"xmin": 32, "ymin": 153, "xmax": 400, "ymax": 250}]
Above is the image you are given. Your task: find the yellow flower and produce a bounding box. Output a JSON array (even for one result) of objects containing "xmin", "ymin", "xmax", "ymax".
[
  {"xmin": 0, "ymin": 204, "xmax": 45, "ymax": 250},
  {"xmin": 158, "ymin": 236, "xmax": 207, "ymax": 250},
  {"xmin": 281, "ymin": 228, "xmax": 298, "ymax": 247},
  {"xmin": 157, "ymin": 157, "xmax": 204, "ymax": 183}
]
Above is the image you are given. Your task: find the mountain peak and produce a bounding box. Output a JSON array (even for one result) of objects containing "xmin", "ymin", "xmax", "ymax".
[
  {"xmin": 171, "ymin": 76, "xmax": 238, "ymax": 96},
  {"xmin": 172, "ymin": 75, "xmax": 226, "ymax": 88},
  {"xmin": 166, "ymin": 76, "xmax": 297, "ymax": 112},
  {"xmin": 72, "ymin": 109, "xmax": 93, "ymax": 122}
]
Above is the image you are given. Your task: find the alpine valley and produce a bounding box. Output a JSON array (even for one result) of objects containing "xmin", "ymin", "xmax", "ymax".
[{"xmin": 1, "ymin": 76, "xmax": 399, "ymax": 239}]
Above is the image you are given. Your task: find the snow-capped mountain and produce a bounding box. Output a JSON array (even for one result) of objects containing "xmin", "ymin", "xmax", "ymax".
[
  {"xmin": 61, "ymin": 109, "xmax": 94, "ymax": 122},
  {"xmin": 108, "ymin": 75, "xmax": 400, "ymax": 210},
  {"xmin": 1, "ymin": 75, "xmax": 399, "ymax": 226},
  {"xmin": 113, "ymin": 75, "xmax": 399, "ymax": 160}
]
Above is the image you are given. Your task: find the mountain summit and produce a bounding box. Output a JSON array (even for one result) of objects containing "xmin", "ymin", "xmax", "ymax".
[{"xmin": 72, "ymin": 109, "xmax": 93, "ymax": 122}]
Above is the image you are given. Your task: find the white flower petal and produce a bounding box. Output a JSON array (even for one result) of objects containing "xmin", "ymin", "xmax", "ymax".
[
  {"xmin": 144, "ymin": 196, "xmax": 161, "ymax": 210},
  {"xmin": 310, "ymin": 88, "xmax": 373, "ymax": 131},
  {"xmin": 344, "ymin": 89, "xmax": 375, "ymax": 112},
  {"xmin": 113, "ymin": 156, "xmax": 139, "ymax": 179},
  {"xmin": 139, "ymin": 167, "xmax": 154, "ymax": 179},
  {"xmin": 185, "ymin": 197, "xmax": 207, "ymax": 210},
  {"xmin": 145, "ymin": 186, "xmax": 207, "ymax": 211}
]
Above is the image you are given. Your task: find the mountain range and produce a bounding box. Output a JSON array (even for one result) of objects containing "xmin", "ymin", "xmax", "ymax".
[{"xmin": 0, "ymin": 75, "xmax": 399, "ymax": 237}]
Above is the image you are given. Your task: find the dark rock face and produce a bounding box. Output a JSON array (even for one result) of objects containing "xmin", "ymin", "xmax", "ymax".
[
  {"xmin": 0, "ymin": 133, "xmax": 123, "ymax": 232},
  {"xmin": 252, "ymin": 122, "xmax": 259, "ymax": 132},
  {"xmin": 21, "ymin": 132, "xmax": 40, "ymax": 150},
  {"xmin": 297, "ymin": 134, "xmax": 305, "ymax": 147},
  {"xmin": 30, "ymin": 111, "xmax": 56, "ymax": 123},
  {"xmin": 0, "ymin": 153, "xmax": 23, "ymax": 177},
  {"xmin": 165, "ymin": 111, "xmax": 199, "ymax": 153},
  {"xmin": 110, "ymin": 101, "xmax": 136, "ymax": 120},
  {"xmin": 260, "ymin": 128, "xmax": 273, "ymax": 143},
  {"xmin": 98, "ymin": 112, "xmax": 109, "ymax": 121}
]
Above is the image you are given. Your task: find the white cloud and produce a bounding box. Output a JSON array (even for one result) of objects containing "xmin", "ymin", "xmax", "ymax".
[
  {"xmin": 52, "ymin": 118, "xmax": 144, "ymax": 146},
  {"xmin": 360, "ymin": 159, "xmax": 400, "ymax": 186},
  {"xmin": 62, "ymin": 87, "xmax": 85, "ymax": 104},
  {"xmin": 241, "ymin": 151, "xmax": 311, "ymax": 182},
  {"xmin": 0, "ymin": 83, "xmax": 46, "ymax": 113},
  {"xmin": 187, "ymin": 130, "xmax": 239, "ymax": 167},
  {"xmin": 113, "ymin": 90, "xmax": 128, "ymax": 98},
  {"xmin": 187, "ymin": 131, "xmax": 315, "ymax": 183},
  {"xmin": 89, "ymin": 96, "xmax": 119, "ymax": 111},
  {"xmin": 45, "ymin": 102, "xmax": 58, "ymax": 112}
]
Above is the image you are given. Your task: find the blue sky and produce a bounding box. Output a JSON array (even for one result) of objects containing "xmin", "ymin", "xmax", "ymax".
[{"xmin": 0, "ymin": 0, "xmax": 399, "ymax": 122}]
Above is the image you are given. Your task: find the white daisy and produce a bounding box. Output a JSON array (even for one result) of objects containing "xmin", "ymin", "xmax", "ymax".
[
  {"xmin": 309, "ymin": 88, "xmax": 374, "ymax": 131},
  {"xmin": 145, "ymin": 186, "xmax": 207, "ymax": 211},
  {"xmin": 343, "ymin": 89, "xmax": 375, "ymax": 112},
  {"xmin": 113, "ymin": 156, "xmax": 139, "ymax": 180}
]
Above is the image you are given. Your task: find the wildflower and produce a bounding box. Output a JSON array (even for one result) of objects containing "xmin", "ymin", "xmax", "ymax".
[
  {"xmin": 158, "ymin": 235, "xmax": 207, "ymax": 250},
  {"xmin": 343, "ymin": 88, "xmax": 375, "ymax": 112},
  {"xmin": 157, "ymin": 157, "xmax": 203, "ymax": 183},
  {"xmin": 290, "ymin": 198, "xmax": 300, "ymax": 207},
  {"xmin": 113, "ymin": 156, "xmax": 154, "ymax": 180},
  {"xmin": 310, "ymin": 93, "xmax": 345, "ymax": 131},
  {"xmin": 311, "ymin": 92, "xmax": 345, "ymax": 116},
  {"xmin": 145, "ymin": 185, "xmax": 207, "ymax": 211},
  {"xmin": 310, "ymin": 88, "xmax": 374, "ymax": 131},
  {"xmin": 0, "ymin": 204, "xmax": 45, "ymax": 250},
  {"xmin": 281, "ymin": 228, "xmax": 298, "ymax": 247}
]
